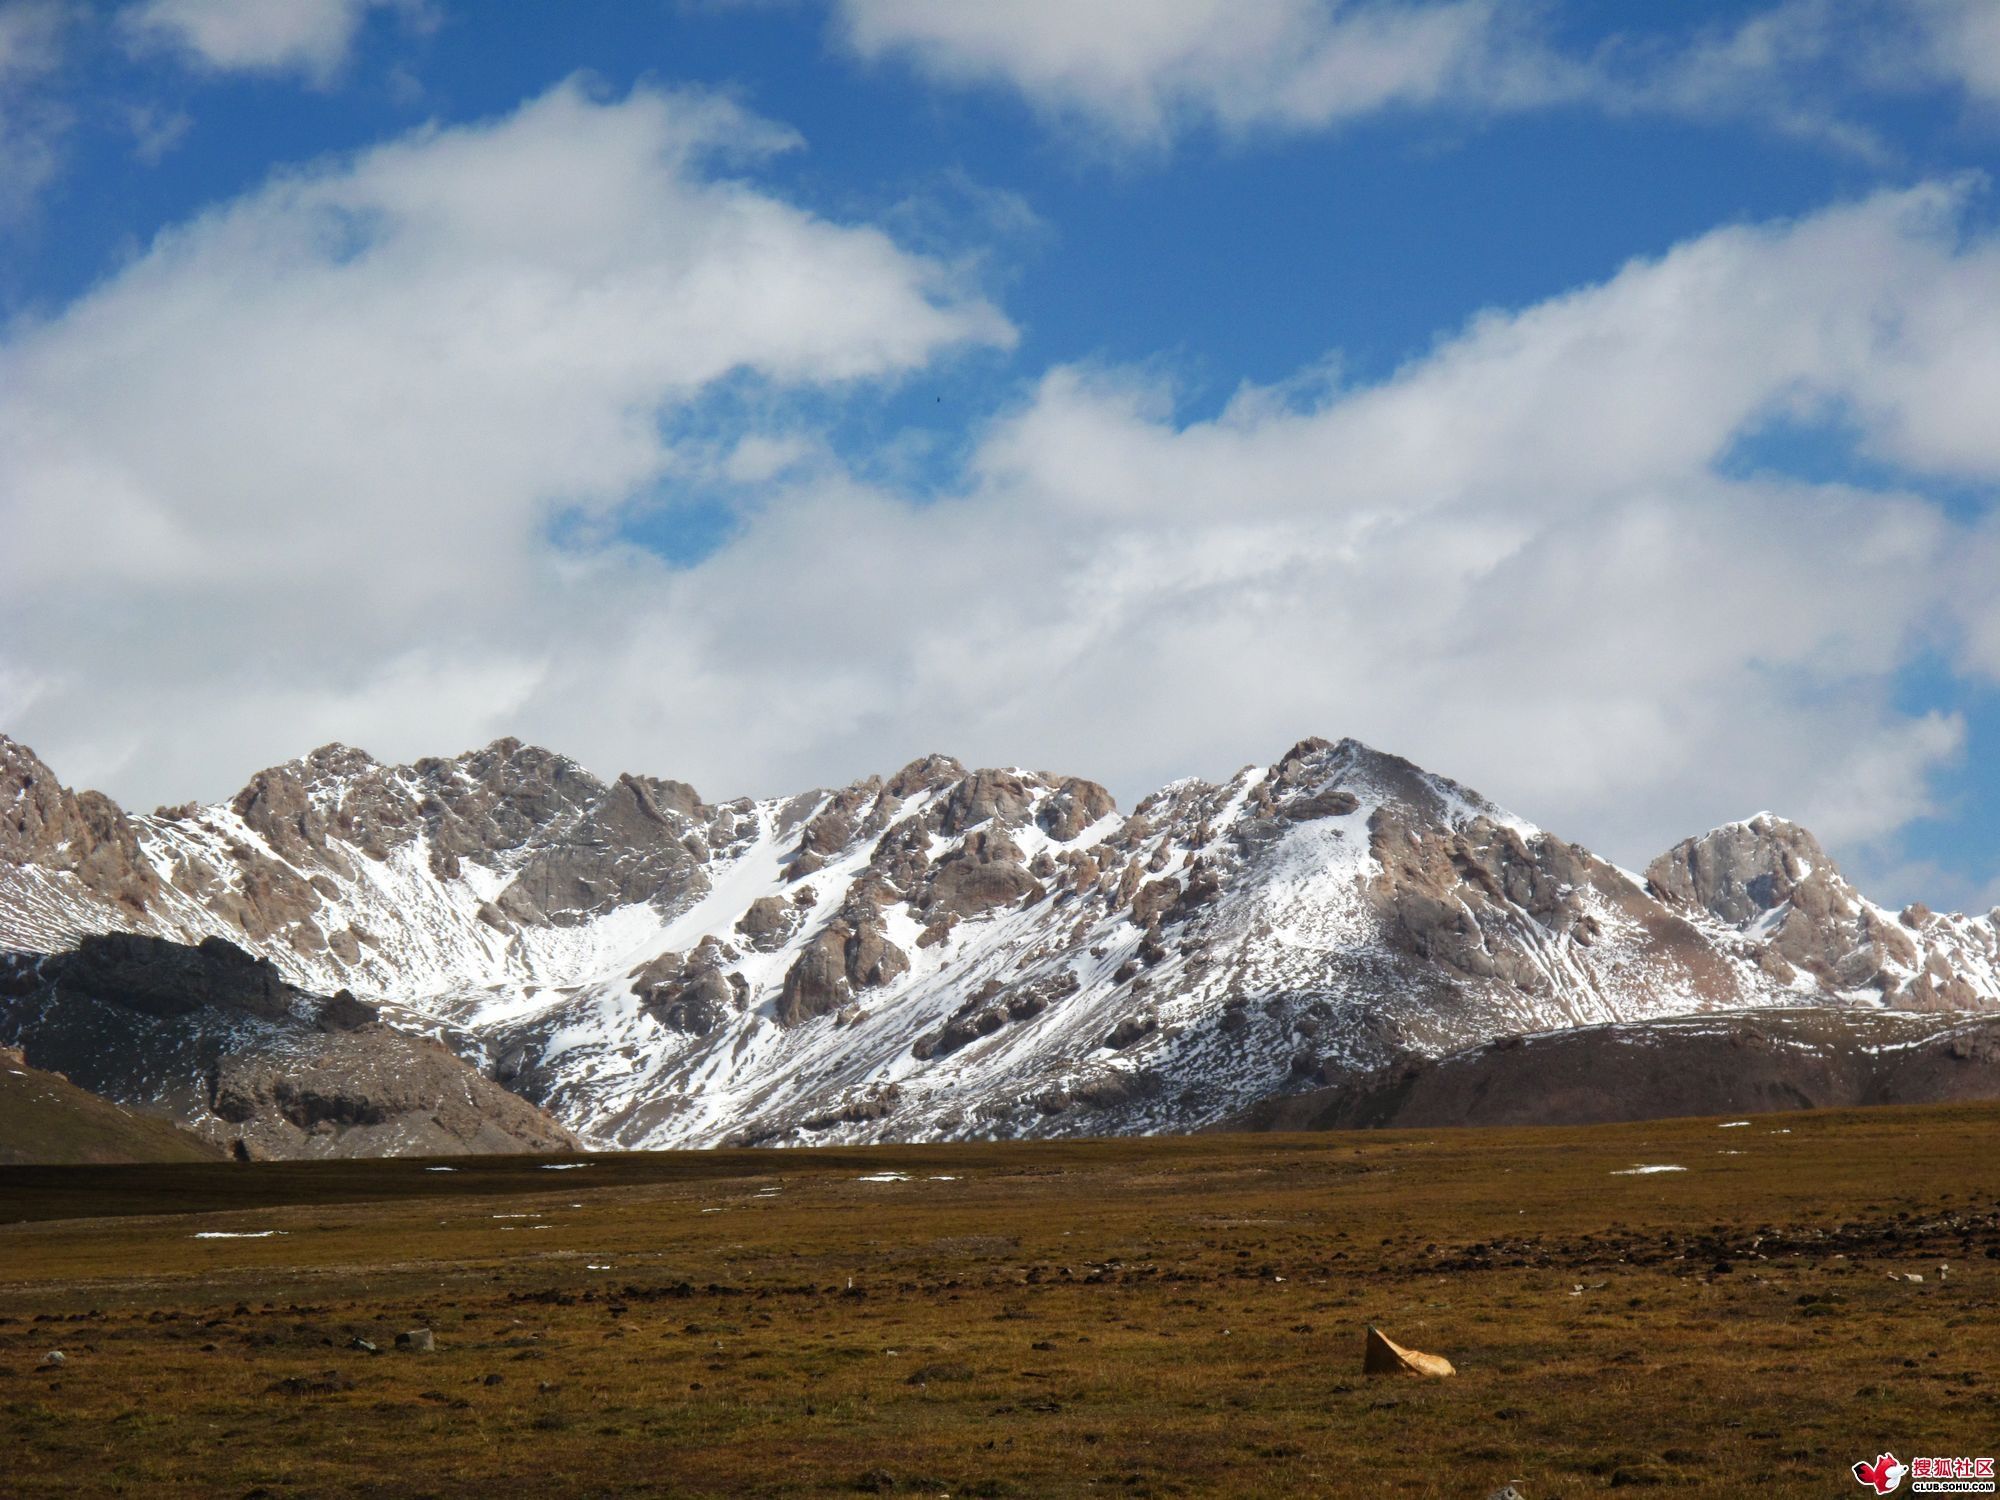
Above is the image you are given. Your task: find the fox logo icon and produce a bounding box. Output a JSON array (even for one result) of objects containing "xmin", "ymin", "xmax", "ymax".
[{"xmin": 1854, "ymin": 1453, "xmax": 1908, "ymax": 1494}]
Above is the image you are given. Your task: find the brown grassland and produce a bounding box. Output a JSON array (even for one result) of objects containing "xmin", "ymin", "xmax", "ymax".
[{"xmin": 1, "ymin": 1102, "xmax": 1996, "ymax": 1497}]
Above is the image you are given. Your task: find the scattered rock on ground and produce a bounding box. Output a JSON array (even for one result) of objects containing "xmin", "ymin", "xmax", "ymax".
[{"xmin": 1362, "ymin": 1324, "xmax": 1455, "ymax": 1378}]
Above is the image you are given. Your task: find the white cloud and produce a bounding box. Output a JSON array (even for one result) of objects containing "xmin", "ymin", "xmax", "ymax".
[
  {"xmin": 834, "ymin": 0, "xmax": 2000, "ymax": 155},
  {"xmin": 0, "ymin": 78, "xmax": 1010, "ymax": 796},
  {"xmin": 1597, "ymin": 0, "xmax": 2000, "ymax": 158},
  {"xmin": 121, "ymin": 0, "xmax": 417, "ymax": 84},
  {"xmin": 836, "ymin": 0, "xmax": 1580, "ymax": 147},
  {"xmin": 1914, "ymin": 0, "xmax": 2000, "ymax": 106}
]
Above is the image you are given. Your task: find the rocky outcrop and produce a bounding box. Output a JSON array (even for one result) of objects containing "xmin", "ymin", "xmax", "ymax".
[
  {"xmin": 735, "ymin": 895, "xmax": 799, "ymax": 951},
  {"xmin": 800, "ymin": 1086, "xmax": 902, "ymax": 1132},
  {"xmin": 207, "ymin": 1029, "xmax": 579, "ymax": 1159},
  {"xmin": 1037, "ymin": 778, "xmax": 1115, "ymax": 841},
  {"xmin": 777, "ymin": 927, "xmax": 852, "ymax": 1026},
  {"xmin": 634, "ymin": 943, "xmax": 747, "ymax": 1036},
  {"xmin": 54, "ymin": 932, "xmax": 301, "ymax": 1021},
  {"xmin": 936, "ymin": 769, "xmax": 1038, "ymax": 836},
  {"xmin": 911, "ymin": 971, "xmax": 1083, "ymax": 1062},
  {"xmin": 772, "ymin": 913, "xmax": 910, "ymax": 1027},
  {"xmin": 846, "ymin": 919, "xmax": 909, "ymax": 989},
  {"xmin": 921, "ymin": 829, "xmax": 1043, "ymax": 918},
  {"xmin": 416, "ymin": 738, "xmax": 605, "ymax": 862},
  {"xmin": 317, "ymin": 989, "xmax": 379, "ymax": 1031},
  {"xmin": 885, "ymin": 753, "xmax": 965, "ymax": 798},
  {"xmin": 493, "ymin": 768, "xmax": 711, "ymax": 925},
  {"xmin": 1647, "ymin": 814, "xmax": 1827, "ymax": 926}
]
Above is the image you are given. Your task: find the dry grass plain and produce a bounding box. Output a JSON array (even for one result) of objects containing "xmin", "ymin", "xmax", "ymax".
[{"xmin": 2, "ymin": 1103, "xmax": 1997, "ymax": 1498}]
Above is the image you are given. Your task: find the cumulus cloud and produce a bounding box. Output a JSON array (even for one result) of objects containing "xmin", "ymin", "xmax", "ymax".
[
  {"xmin": 121, "ymin": 0, "xmax": 418, "ymax": 83},
  {"xmin": 833, "ymin": 0, "xmax": 2000, "ymax": 155},
  {"xmin": 6, "ymin": 78, "xmax": 2000, "ymax": 899},
  {"xmin": 848, "ymin": 182, "xmax": 1996, "ymax": 863},
  {"xmin": 0, "ymin": 78, "xmax": 1010, "ymax": 793}
]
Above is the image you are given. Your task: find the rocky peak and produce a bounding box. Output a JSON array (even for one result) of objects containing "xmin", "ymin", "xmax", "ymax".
[
  {"xmin": 0, "ymin": 737, "xmax": 158, "ymax": 914},
  {"xmin": 295, "ymin": 742, "xmax": 384, "ymax": 783},
  {"xmin": 228, "ymin": 744, "xmax": 419, "ymax": 870},
  {"xmin": 410, "ymin": 739, "xmax": 605, "ymax": 861},
  {"xmin": 450, "ymin": 736, "xmax": 600, "ymax": 801},
  {"xmin": 232, "ymin": 743, "xmax": 387, "ymax": 815},
  {"xmin": 231, "ymin": 764, "xmax": 333, "ymax": 859},
  {"xmin": 1, "ymin": 733, "xmax": 56, "ymax": 788},
  {"xmin": 1646, "ymin": 814, "xmax": 1941, "ymax": 999},
  {"xmin": 1645, "ymin": 813, "xmax": 1835, "ymax": 927},
  {"xmin": 1265, "ymin": 736, "xmax": 1511, "ymax": 833},
  {"xmin": 493, "ymin": 788, "xmax": 710, "ymax": 926},
  {"xmin": 619, "ymin": 772, "xmax": 705, "ymax": 821},
  {"xmin": 1, "ymin": 735, "xmax": 82, "ymax": 863},
  {"xmin": 936, "ymin": 768, "xmax": 1041, "ymax": 836},
  {"xmin": 886, "ymin": 753, "xmax": 966, "ymax": 798}
]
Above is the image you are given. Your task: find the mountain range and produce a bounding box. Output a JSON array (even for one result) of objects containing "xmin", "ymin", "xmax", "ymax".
[{"xmin": 4, "ymin": 730, "xmax": 1998, "ymax": 1158}]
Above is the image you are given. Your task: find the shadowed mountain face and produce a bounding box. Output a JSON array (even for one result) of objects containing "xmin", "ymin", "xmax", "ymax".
[
  {"xmin": 0, "ymin": 934, "xmax": 578, "ymax": 1160},
  {"xmin": 1234, "ymin": 1008, "xmax": 2000, "ymax": 1132},
  {"xmin": 3, "ymin": 731, "xmax": 1997, "ymax": 1152}
]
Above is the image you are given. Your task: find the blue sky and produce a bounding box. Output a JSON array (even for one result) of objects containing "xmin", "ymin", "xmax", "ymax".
[{"xmin": 3, "ymin": 0, "xmax": 2000, "ymax": 910}]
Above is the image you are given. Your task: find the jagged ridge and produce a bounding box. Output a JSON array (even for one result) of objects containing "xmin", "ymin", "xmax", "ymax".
[{"xmin": 4, "ymin": 730, "xmax": 1997, "ymax": 1151}]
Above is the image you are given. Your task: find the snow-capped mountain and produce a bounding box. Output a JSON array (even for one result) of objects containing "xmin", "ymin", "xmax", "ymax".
[{"xmin": 3, "ymin": 730, "xmax": 1997, "ymax": 1152}]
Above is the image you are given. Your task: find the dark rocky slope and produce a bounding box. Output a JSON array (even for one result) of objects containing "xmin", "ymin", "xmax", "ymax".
[
  {"xmin": 1236, "ymin": 1007, "xmax": 2000, "ymax": 1131},
  {"xmin": 0, "ymin": 934, "xmax": 579, "ymax": 1159}
]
